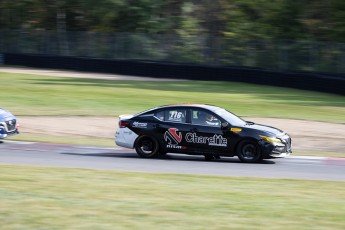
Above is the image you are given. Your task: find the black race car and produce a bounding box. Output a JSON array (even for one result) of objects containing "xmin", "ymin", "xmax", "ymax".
[{"xmin": 115, "ymin": 104, "xmax": 291, "ymax": 163}]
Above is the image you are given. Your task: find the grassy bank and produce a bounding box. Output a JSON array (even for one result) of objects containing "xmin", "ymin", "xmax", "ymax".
[
  {"xmin": 1, "ymin": 72, "xmax": 344, "ymax": 123},
  {"xmin": 1, "ymin": 165, "xmax": 344, "ymax": 230}
]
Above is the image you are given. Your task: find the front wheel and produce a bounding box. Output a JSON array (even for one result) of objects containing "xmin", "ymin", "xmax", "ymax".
[
  {"xmin": 237, "ymin": 140, "xmax": 262, "ymax": 163},
  {"xmin": 135, "ymin": 136, "xmax": 159, "ymax": 158}
]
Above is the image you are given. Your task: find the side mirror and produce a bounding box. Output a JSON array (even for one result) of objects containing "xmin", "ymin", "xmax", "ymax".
[{"xmin": 221, "ymin": 122, "xmax": 229, "ymax": 129}]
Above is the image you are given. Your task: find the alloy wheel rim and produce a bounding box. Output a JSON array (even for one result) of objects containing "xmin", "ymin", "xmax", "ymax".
[
  {"xmin": 140, "ymin": 140, "xmax": 153, "ymax": 154},
  {"xmin": 242, "ymin": 144, "xmax": 256, "ymax": 160}
]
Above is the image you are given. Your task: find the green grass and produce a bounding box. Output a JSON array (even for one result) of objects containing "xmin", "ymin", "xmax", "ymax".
[
  {"xmin": 1, "ymin": 72, "xmax": 344, "ymax": 123},
  {"xmin": 0, "ymin": 165, "xmax": 344, "ymax": 230}
]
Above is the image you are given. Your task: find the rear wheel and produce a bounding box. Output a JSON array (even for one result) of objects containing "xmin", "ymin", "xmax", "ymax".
[
  {"xmin": 237, "ymin": 140, "xmax": 261, "ymax": 163},
  {"xmin": 135, "ymin": 136, "xmax": 159, "ymax": 158}
]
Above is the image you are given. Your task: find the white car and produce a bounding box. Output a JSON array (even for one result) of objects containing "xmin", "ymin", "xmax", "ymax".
[{"xmin": 0, "ymin": 108, "xmax": 19, "ymax": 139}]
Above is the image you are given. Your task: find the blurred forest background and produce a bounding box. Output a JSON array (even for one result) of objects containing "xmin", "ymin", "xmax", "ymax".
[{"xmin": 1, "ymin": 0, "xmax": 345, "ymax": 73}]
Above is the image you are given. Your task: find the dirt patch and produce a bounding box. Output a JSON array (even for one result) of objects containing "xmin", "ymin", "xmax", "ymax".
[{"xmin": 17, "ymin": 116, "xmax": 345, "ymax": 153}]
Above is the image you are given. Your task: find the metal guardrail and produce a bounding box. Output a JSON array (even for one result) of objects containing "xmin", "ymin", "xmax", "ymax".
[{"xmin": 1, "ymin": 30, "xmax": 344, "ymax": 74}]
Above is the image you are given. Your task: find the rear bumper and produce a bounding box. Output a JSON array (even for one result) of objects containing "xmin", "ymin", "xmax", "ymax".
[{"xmin": 115, "ymin": 127, "xmax": 138, "ymax": 148}]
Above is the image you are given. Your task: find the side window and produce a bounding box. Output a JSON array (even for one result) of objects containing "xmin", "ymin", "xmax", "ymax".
[
  {"xmin": 165, "ymin": 109, "xmax": 186, "ymax": 123},
  {"xmin": 191, "ymin": 109, "xmax": 221, "ymax": 127},
  {"xmin": 154, "ymin": 111, "xmax": 165, "ymax": 121}
]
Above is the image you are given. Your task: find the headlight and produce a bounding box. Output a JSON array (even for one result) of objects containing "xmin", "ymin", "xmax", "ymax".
[{"xmin": 259, "ymin": 135, "xmax": 281, "ymax": 143}]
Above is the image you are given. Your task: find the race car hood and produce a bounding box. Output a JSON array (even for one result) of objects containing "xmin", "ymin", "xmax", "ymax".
[
  {"xmin": 0, "ymin": 108, "xmax": 15, "ymax": 120},
  {"xmin": 245, "ymin": 123, "xmax": 284, "ymax": 136}
]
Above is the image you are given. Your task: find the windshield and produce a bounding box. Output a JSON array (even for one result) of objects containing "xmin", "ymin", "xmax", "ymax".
[{"xmin": 214, "ymin": 109, "xmax": 247, "ymax": 126}]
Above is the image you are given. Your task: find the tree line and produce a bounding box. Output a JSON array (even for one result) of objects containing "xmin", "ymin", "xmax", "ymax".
[{"xmin": 0, "ymin": 0, "xmax": 344, "ymax": 42}]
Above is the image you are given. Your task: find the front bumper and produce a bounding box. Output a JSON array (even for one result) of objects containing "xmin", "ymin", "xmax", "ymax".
[
  {"xmin": 260, "ymin": 135, "xmax": 292, "ymax": 159},
  {"xmin": 270, "ymin": 148, "xmax": 292, "ymax": 158},
  {"xmin": 0, "ymin": 120, "xmax": 19, "ymax": 139},
  {"xmin": 0, "ymin": 129, "xmax": 19, "ymax": 139}
]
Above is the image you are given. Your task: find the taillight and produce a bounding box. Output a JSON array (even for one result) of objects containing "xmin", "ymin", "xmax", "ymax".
[{"xmin": 119, "ymin": 120, "xmax": 130, "ymax": 128}]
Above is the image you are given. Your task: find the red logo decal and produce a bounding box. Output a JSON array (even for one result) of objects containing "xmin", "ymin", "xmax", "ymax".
[
  {"xmin": 169, "ymin": 128, "xmax": 182, "ymax": 143},
  {"xmin": 164, "ymin": 128, "xmax": 182, "ymax": 145}
]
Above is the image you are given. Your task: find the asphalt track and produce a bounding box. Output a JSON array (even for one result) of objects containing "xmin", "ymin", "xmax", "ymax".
[{"xmin": 1, "ymin": 141, "xmax": 345, "ymax": 181}]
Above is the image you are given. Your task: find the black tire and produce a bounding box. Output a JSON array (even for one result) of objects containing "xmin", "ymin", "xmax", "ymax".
[
  {"xmin": 204, "ymin": 154, "xmax": 214, "ymax": 161},
  {"xmin": 159, "ymin": 151, "xmax": 167, "ymax": 156},
  {"xmin": 135, "ymin": 136, "xmax": 159, "ymax": 158},
  {"xmin": 237, "ymin": 140, "xmax": 262, "ymax": 163}
]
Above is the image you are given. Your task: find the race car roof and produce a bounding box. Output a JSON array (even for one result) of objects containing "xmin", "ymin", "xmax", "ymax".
[{"xmin": 135, "ymin": 104, "xmax": 223, "ymax": 116}]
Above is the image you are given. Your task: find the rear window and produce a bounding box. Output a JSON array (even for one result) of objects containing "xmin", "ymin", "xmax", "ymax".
[{"xmin": 154, "ymin": 111, "xmax": 165, "ymax": 121}]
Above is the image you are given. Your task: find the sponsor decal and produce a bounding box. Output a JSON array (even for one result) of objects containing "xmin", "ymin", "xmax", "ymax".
[
  {"xmin": 185, "ymin": 133, "xmax": 227, "ymax": 147},
  {"xmin": 166, "ymin": 144, "xmax": 187, "ymax": 149},
  {"xmin": 133, "ymin": 121, "xmax": 147, "ymax": 128},
  {"xmin": 230, "ymin": 127, "xmax": 242, "ymax": 132},
  {"xmin": 164, "ymin": 128, "xmax": 182, "ymax": 145}
]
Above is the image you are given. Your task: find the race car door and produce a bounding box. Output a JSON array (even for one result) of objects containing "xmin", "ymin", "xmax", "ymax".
[
  {"xmin": 186, "ymin": 108, "xmax": 229, "ymax": 153},
  {"xmin": 153, "ymin": 107, "xmax": 191, "ymax": 152}
]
